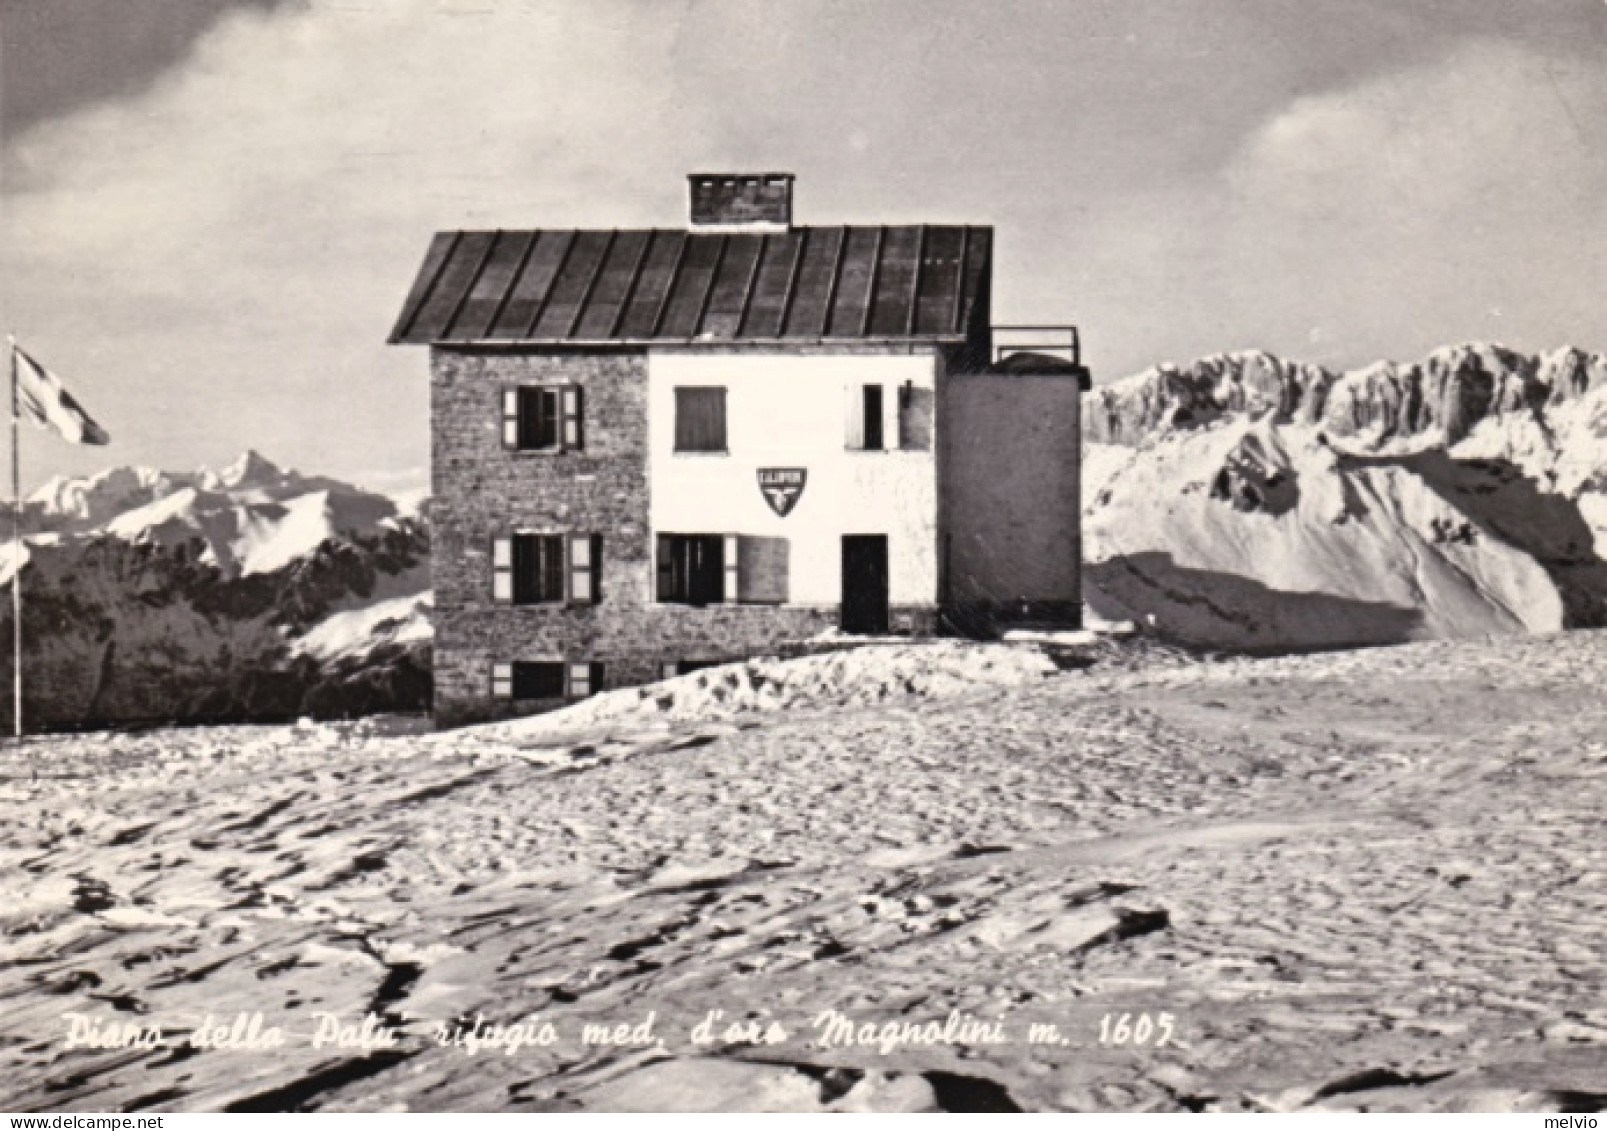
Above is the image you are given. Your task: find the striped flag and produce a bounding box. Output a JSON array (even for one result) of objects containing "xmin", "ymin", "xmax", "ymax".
[{"xmin": 13, "ymin": 345, "xmax": 109, "ymax": 446}]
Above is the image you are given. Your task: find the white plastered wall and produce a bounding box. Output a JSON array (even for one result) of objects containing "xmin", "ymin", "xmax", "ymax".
[{"xmin": 648, "ymin": 351, "xmax": 941, "ymax": 606}]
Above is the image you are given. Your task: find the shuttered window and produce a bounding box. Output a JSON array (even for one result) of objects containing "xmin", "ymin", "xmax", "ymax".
[
  {"xmin": 491, "ymin": 661, "xmax": 602, "ymax": 700},
  {"xmin": 845, "ymin": 383, "xmax": 886, "ymax": 451},
  {"xmin": 502, "ymin": 386, "xmax": 582, "ymax": 452},
  {"xmin": 491, "ymin": 533, "xmax": 600, "ymax": 605},
  {"xmin": 657, "ymin": 534, "xmax": 789, "ymax": 605},
  {"xmin": 674, "ymin": 387, "xmax": 727, "ymax": 452}
]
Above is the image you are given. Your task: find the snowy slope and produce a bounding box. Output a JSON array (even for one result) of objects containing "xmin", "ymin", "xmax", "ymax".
[
  {"xmin": 3, "ymin": 628, "xmax": 1604, "ymax": 1112},
  {"xmin": 1083, "ymin": 345, "xmax": 1607, "ymax": 649}
]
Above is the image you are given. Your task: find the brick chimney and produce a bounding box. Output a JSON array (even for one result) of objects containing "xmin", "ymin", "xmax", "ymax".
[{"xmin": 687, "ymin": 173, "xmax": 793, "ymax": 232}]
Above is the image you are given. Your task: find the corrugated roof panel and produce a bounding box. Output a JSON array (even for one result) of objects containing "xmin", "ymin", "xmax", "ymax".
[
  {"xmin": 389, "ymin": 231, "xmax": 459, "ymax": 343},
  {"xmin": 699, "ymin": 234, "xmax": 763, "ymax": 339},
  {"xmin": 959, "ymin": 226, "xmax": 991, "ymax": 333},
  {"xmin": 389, "ymin": 224, "xmax": 989, "ymax": 344},
  {"xmin": 447, "ymin": 231, "xmax": 533, "ymax": 340},
  {"xmin": 869, "ymin": 226, "xmax": 923, "ymax": 336},
  {"xmin": 615, "ymin": 231, "xmax": 685, "ymax": 338},
  {"xmin": 408, "ymin": 230, "xmax": 497, "ymax": 342},
  {"xmin": 826, "ymin": 227, "xmax": 881, "ymax": 337},
  {"xmin": 572, "ymin": 229, "xmax": 651, "ymax": 339},
  {"xmin": 532, "ymin": 230, "xmax": 614, "ymax": 339},
  {"xmin": 782, "ymin": 227, "xmax": 842, "ymax": 337},
  {"xmin": 657, "ymin": 235, "xmax": 726, "ymax": 338},
  {"xmin": 738, "ymin": 231, "xmax": 803, "ymax": 337},
  {"xmin": 913, "ymin": 226, "xmax": 964, "ymax": 336},
  {"xmin": 487, "ymin": 231, "xmax": 574, "ymax": 339}
]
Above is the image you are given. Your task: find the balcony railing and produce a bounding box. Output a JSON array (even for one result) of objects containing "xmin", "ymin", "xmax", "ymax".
[{"xmin": 991, "ymin": 325, "xmax": 1082, "ymax": 369}]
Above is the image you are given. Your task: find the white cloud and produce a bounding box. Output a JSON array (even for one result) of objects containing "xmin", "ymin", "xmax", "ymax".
[{"xmin": 1059, "ymin": 38, "xmax": 1607, "ymax": 374}]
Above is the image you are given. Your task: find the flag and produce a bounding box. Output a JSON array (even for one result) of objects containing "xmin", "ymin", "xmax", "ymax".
[{"xmin": 12, "ymin": 345, "xmax": 109, "ymax": 446}]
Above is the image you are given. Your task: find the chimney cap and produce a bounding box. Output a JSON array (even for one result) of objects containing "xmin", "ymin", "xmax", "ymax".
[{"xmin": 687, "ymin": 172, "xmax": 794, "ymax": 232}]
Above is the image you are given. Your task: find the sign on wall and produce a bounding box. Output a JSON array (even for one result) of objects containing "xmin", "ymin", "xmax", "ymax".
[{"xmin": 757, "ymin": 468, "xmax": 807, "ymax": 517}]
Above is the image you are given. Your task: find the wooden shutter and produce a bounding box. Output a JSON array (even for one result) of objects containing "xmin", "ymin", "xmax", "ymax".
[
  {"xmin": 501, "ymin": 389, "xmax": 519, "ymax": 449},
  {"xmin": 844, "ymin": 382, "xmax": 865, "ymax": 450},
  {"xmin": 675, "ymin": 388, "xmax": 726, "ymax": 451},
  {"xmin": 491, "ymin": 536, "xmax": 513, "ymax": 603},
  {"xmin": 561, "ymin": 386, "xmax": 583, "ymax": 451},
  {"xmin": 491, "ymin": 662, "xmax": 512, "ymax": 699},
  {"xmin": 722, "ymin": 534, "xmax": 740, "ymax": 604},
  {"xmin": 898, "ymin": 383, "xmax": 932, "ymax": 450},
  {"xmin": 737, "ymin": 536, "xmax": 789, "ymax": 603},
  {"xmin": 566, "ymin": 532, "xmax": 597, "ymax": 605},
  {"xmin": 566, "ymin": 661, "xmax": 601, "ymax": 699}
]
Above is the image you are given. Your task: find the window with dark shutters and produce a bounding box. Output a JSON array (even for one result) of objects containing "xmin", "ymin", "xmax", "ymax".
[
  {"xmin": 674, "ymin": 387, "xmax": 727, "ymax": 452},
  {"xmin": 502, "ymin": 386, "xmax": 582, "ymax": 452},
  {"xmin": 491, "ymin": 660, "xmax": 603, "ymax": 700},
  {"xmin": 657, "ymin": 534, "xmax": 789, "ymax": 605},
  {"xmin": 491, "ymin": 533, "xmax": 601, "ymax": 605}
]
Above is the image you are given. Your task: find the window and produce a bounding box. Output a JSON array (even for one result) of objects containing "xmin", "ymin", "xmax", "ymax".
[
  {"xmin": 491, "ymin": 661, "xmax": 603, "ymax": 700},
  {"xmin": 492, "ymin": 533, "xmax": 600, "ymax": 605},
  {"xmin": 661, "ymin": 659, "xmax": 728, "ymax": 679},
  {"xmin": 844, "ymin": 383, "xmax": 885, "ymax": 451},
  {"xmin": 674, "ymin": 387, "xmax": 727, "ymax": 452},
  {"xmin": 657, "ymin": 534, "xmax": 788, "ymax": 605},
  {"xmin": 657, "ymin": 534, "xmax": 728, "ymax": 605},
  {"xmin": 502, "ymin": 385, "xmax": 583, "ymax": 452}
]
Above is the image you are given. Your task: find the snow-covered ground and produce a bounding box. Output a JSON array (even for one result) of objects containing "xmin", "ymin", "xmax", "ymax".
[{"xmin": 2, "ymin": 632, "xmax": 1603, "ymax": 1113}]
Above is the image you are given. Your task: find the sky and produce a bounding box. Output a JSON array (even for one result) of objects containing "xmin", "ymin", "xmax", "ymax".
[{"xmin": 2, "ymin": 0, "xmax": 1605, "ymax": 496}]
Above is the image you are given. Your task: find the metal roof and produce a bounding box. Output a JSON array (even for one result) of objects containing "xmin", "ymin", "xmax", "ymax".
[{"xmin": 387, "ymin": 225, "xmax": 992, "ymax": 346}]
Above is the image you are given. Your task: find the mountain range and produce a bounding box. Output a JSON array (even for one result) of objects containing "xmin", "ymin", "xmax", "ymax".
[
  {"xmin": 1, "ymin": 452, "xmax": 430, "ymax": 730},
  {"xmin": 1082, "ymin": 343, "xmax": 1607, "ymax": 650}
]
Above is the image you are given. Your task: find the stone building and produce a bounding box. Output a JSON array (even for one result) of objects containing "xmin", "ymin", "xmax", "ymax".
[{"xmin": 389, "ymin": 174, "xmax": 1089, "ymax": 726}]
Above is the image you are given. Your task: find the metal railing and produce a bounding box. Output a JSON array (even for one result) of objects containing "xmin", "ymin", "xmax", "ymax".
[{"xmin": 991, "ymin": 325, "xmax": 1082, "ymax": 368}]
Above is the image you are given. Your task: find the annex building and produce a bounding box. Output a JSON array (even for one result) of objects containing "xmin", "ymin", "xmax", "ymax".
[{"xmin": 390, "ymin": 174, "xmax": 1089, "ymax": 725}]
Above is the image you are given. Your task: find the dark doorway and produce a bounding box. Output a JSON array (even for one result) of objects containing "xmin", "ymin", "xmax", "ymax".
[{"xmin": 841, "ymin": 535, "xmax": 889, "ymax": 635}]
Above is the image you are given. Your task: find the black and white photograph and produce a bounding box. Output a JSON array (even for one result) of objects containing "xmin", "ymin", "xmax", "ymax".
[{"xmin": 1, "ymin": 0, "xmax": 1605, "ymax": 1117}]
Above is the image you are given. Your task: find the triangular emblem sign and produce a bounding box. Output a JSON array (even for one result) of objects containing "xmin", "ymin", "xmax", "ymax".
[{"xmin": 757, "ymin": 468, "xmax": 807, "ymax": 518}]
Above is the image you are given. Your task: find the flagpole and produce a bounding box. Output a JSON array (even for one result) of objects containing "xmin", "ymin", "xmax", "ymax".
[{"xmin": 9, "ymin": 336, "xmax": 20, "ymax": 741}]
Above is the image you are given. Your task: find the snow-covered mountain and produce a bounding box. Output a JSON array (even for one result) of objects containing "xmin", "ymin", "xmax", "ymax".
[
  {"xmin": 19, "ymin": 450, "xmax": 402, "ymax": 577},
  {"xmin": 1, "ymin": 452, "xmax": 431, "ymax": 729},
  {"xmin": 1083, "ymin": 344, "xmax": 1607, "ymax": 650}
]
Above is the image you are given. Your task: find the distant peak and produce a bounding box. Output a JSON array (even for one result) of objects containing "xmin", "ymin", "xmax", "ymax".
[{"xmin": 210, "ymin": 450, "xmax": 291, "ymax": 490}]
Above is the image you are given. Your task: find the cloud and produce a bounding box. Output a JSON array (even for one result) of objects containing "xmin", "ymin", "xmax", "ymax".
[
  {"xmin": 1053, "ymin": 37, "xmax": 1607, "ymax": 373},
  {"xmin": 1, "ymin": 0, "xmax": 693, "ymax": 484}
]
